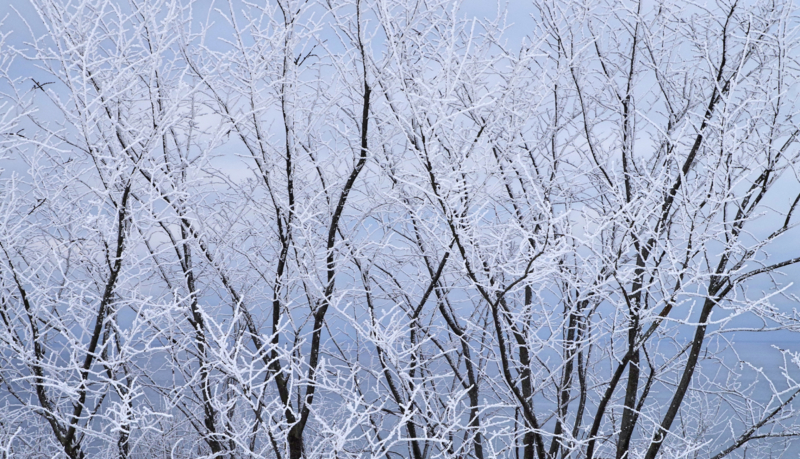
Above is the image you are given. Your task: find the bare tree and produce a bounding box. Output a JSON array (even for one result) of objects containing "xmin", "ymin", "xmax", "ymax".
[{"xmin": 2, "ymin": 0, "xmax": 800, "ymax": 458}]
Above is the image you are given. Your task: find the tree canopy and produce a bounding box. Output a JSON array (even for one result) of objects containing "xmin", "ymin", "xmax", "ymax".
[{"xmin": 2, "ymin": 0, "xmax": 800, "ymax": 458}]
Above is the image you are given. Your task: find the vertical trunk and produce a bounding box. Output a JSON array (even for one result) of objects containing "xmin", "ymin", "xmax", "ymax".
[
  {"xmin": 548, "ymin": 304, "xmax": 582, "ymax": 459},
  {"xmin": 616, "ymin": 338, "xmax": 639, "ymax": 459},
  {"xmin": 520, "ymin": 342, "xmax": 535, "ymax": 459},
  {"xmin": 288, "ymin": 427, "xmax": 303, "ymax": 459},
  {"xmin": 519, "ymin": 286, "xmax": 540, "ymax": 459},
  {"xmin": 181, "ymin": 222, "xmax": 225, "ymax": 456}
]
